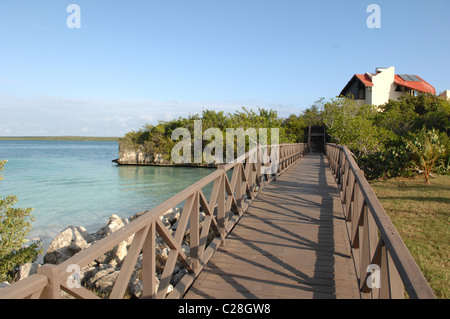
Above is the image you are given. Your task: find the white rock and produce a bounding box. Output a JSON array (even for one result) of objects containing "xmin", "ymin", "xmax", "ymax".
[
  {"xmin": 94, "ymin": 214, "xmax": 127, "ymax": 239},
  {"xmin": 94, "ymin": 215, "xmax": 134, "ymax": 266},
  {"xmin": 43, "ymin": 226, "xmax": 94, "ymax": 265},
  {"xmin": 166, "ymin": 207, "xmax": 182, "ymax": 224},
  {"xmin": 0, "ymin": 282, "xmax": 10, "ymax": 289},
  {"xmin": 157, "ymin": 247, "xmax": 170, "ymax": 262},
  {"xmin": 16, "ymin": 261, "xmax": 41, "ymax": 281}
]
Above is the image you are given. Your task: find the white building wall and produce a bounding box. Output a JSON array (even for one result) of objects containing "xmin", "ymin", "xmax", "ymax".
[
  {"xmin": 389, "ymin": 83, "xmax": 406, "ymax": 101},
  {"xmin": 439, "ymin": 90, "xmax": 450, "ymax": 100},
  {"xmin": 369, "ymin": 67, "xmax": 396, "ymax": 105}
]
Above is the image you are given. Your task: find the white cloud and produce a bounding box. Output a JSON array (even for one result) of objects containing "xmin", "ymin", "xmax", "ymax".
[
  {"xmin": 0, "ymin": 95, "xmax": 304, "ymax": 137},
  {"xmin": 139, "ymin": 115, "xmax": 153, "ymax": 122}
]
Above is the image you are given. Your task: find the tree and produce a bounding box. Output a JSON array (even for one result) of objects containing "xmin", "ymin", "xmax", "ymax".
[
  {"xmin": 302, "ymin": 99, "xmax": 325, "ymax": 126},
  {"xmin": 376, "ymin": 94, "xmax": 450, "ymax": 136},
  {"xmin": 0, "ymin": 160, "xmax": 42, "ymax": 282},
  {"xmin": 321, "ymin": 97, "xmax": 384, "ymax": 156},
  {"xmin": 405, "ymin": 128, "xmax": 447, "ymax": 185},
  {"xmin": 283, "ymin": 114, "xmax": 307, "ymax": 143}
]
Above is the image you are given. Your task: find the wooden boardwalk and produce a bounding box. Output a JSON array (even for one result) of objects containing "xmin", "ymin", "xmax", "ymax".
[{"xmin": 184, "ymin": 153, "xmax": 361, "ymax": 299}]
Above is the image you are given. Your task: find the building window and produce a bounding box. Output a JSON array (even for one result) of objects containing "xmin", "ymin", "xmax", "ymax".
[
  {"xmin": 395, "ymin": 85, "xmax": 402, "ymax": 92},
  {"xmin": 358, "ymin": 85, "xmax": 365, "ymax": 99}
]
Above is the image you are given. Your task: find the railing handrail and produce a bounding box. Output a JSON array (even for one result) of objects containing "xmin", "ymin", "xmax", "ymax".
[
  {"xmin": 0, "ymin": 274, "xmax": 47, "ymax": 299},
  {"xmin": 325, "ymin": 143, "xmax": 436, "ymax": 299},
  {"xmin": 0, "ymin": 143, "xmax": 308, "ymax": 299}
]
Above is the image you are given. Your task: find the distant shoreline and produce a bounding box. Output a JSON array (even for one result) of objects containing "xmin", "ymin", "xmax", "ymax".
[{"xmin": 0, "ymin": 136, "xmax": 120, "ymax": 142}]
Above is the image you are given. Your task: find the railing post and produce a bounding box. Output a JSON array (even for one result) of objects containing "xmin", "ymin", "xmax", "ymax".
[
  {"xmin": 142, "ymin": 220, "xmax": 156, "ymax": 299},
  {"xmin": 37, "ymin": 264, "xmax": 60, "ymax": 299},
  {"xmin": 381, "ymin": 247, "xmax": 404, "ymax": 299},
  {"xmin": 338, "ymin": 148, "xmax": 344, "ymax": 185},
  {"xmin": 217, "ymin": 165, "xmax": 226, "ymax": 241},
  {"xmin": 235, "ymin": 164, "xmax": 243, "ymax": 210},
  {"xmin": 256, "ymin": 144, "xmax": 261, "ymax": 189},
  {"xmin": 190, "ymin": 192, "xmax": 200, "ymax": 273},
  {"xmin": 276, "ymin": 145, "xmax": 282, "ymax": 176}
]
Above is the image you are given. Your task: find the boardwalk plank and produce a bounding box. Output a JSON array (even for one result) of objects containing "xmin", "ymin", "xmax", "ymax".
[
  {"xmin": 184, "ymin": 154, "xmax": 360, "ymax": 299},
  {"xmin": 207, "ymin": 253, "xmax": 356, "ymax": 280}
]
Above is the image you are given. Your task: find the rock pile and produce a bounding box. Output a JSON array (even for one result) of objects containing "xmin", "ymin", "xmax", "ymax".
[{"xmin": 9, "ymin": 207, "xmax": 204, "ymax": 299}]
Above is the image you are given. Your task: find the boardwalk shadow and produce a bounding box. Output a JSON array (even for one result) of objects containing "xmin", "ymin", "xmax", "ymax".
[{"xmin": 315, "ymin": 154, "xmax": 336, "ymax": 298}]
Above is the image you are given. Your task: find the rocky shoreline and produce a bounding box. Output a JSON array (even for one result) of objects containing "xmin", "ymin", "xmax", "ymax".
[
  {"xmin": 113, "ymin": 139, "xmax": 172, "ymax": 165},
  {"xmin": 112, "ymin": 138, "xmax": 217, "ymax": 167},
  {"xmin": 1, "ymin": 207, "xmax": 204, "ymax": 299}
]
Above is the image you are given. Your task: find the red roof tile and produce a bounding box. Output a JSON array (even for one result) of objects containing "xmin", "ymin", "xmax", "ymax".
[
  {"xmin": 355, "ymin": 74, "xmax": 374, "ymax": 87},
  {"xmin": 351, "ymin": 73, "xmax": 436, "ymax": 95},
  {"xmin": 394, "ymin": 75, "xmax": 436, "ymax": 94}
]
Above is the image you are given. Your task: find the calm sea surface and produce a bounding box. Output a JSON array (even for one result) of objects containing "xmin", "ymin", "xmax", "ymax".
[{"xmin": 0, "ymin": 140, "xmax": 213, "ymax": 243}]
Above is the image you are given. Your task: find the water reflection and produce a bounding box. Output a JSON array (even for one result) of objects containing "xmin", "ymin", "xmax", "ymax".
[{"xmin": 116, "ymin": 165, "xmax": 214, "ymax": 210}]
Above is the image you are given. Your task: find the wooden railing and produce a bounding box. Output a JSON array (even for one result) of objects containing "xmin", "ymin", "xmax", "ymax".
[
  {"xmin": 325, "ymin": 143, "xmax": 436, "ymax": 299},
  {"xmin": 0, "ymin": 143, "xmax": 308, "ymax": 299}
]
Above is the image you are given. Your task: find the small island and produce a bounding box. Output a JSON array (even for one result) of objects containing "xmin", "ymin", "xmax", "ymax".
[{"xmin": 112, "ymin": 108, "xmax": 304, "ymax": 166}]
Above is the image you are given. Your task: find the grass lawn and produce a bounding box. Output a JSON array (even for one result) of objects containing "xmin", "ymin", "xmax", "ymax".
[{"xmin": 369, "ymin": 175, "xmax": 450, "ymax": 299}]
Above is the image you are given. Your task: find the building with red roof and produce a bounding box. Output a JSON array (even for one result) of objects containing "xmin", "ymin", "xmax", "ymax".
[
  {"xmin": 340, "ymin": 66, "xmax": 436, "ymax": 107},
  {"xmin": 439, "ymin": 90, "xmax": 450, "ymax": 100}
]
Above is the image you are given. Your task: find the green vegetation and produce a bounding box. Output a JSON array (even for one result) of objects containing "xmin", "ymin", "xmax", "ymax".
[
  {"xmin": 0, "ymin": 160, "xmax": 42, "ymax": 282},
  {"xmin": 405, "ymin": 128, "xmax": 448, "ymax": 184},
  {"xmin": 320, "ymin": 97, "xmax": 385, "ymax": 155},
  {"xmin": 119, "ymin": 107, "xmax": 303, "ymax": 163},
  {"xmin": 0, "ymin": 136, "xmax": 119, "ymax": 141},
  {"xmin": 318, "ymin": 94, "xmax": 449, "ymax": 182},
  {"xmin": 120, "ymin": 94, "xmax": 449, "ymax": 181},
  {"xmin": 370, "ymin": 175, "xmax": 450, "ymax": 298},
  {"xmin": 364, "ymin": 94, "xmax": 450, "ymax": 181}
]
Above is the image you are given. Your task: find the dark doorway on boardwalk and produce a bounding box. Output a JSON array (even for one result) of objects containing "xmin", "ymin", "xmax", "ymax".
[{"xmin": 307, "ymin": 125, "xmax": 326, "ymax": 153}]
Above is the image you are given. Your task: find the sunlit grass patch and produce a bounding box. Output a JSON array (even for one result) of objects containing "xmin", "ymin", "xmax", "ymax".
[{"xmin": 370, "ymin": 175, "xmax": 450, "ymax": 299}]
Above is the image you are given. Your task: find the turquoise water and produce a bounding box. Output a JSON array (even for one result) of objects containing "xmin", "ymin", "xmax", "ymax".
[{"xmin": 0, "ymin": 140, "xmax": 213, "ymax": 242}]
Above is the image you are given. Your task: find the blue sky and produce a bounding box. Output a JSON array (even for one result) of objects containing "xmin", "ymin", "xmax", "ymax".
[{"xmin": 0, "ymin": 0, "xmax": 449, "ymax": 137}]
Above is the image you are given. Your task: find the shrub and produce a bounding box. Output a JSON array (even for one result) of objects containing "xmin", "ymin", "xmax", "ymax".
[
  {"xmin": 357, "ymin": 143, "xmax": 413, "ymax": 180},
  {"xmin": 0, "ymin": 160, "xmax": 42, "ymax": 282},
  {"xmin": 405, "ymin": 128, "xmax": 447, "ymax": 184}
]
